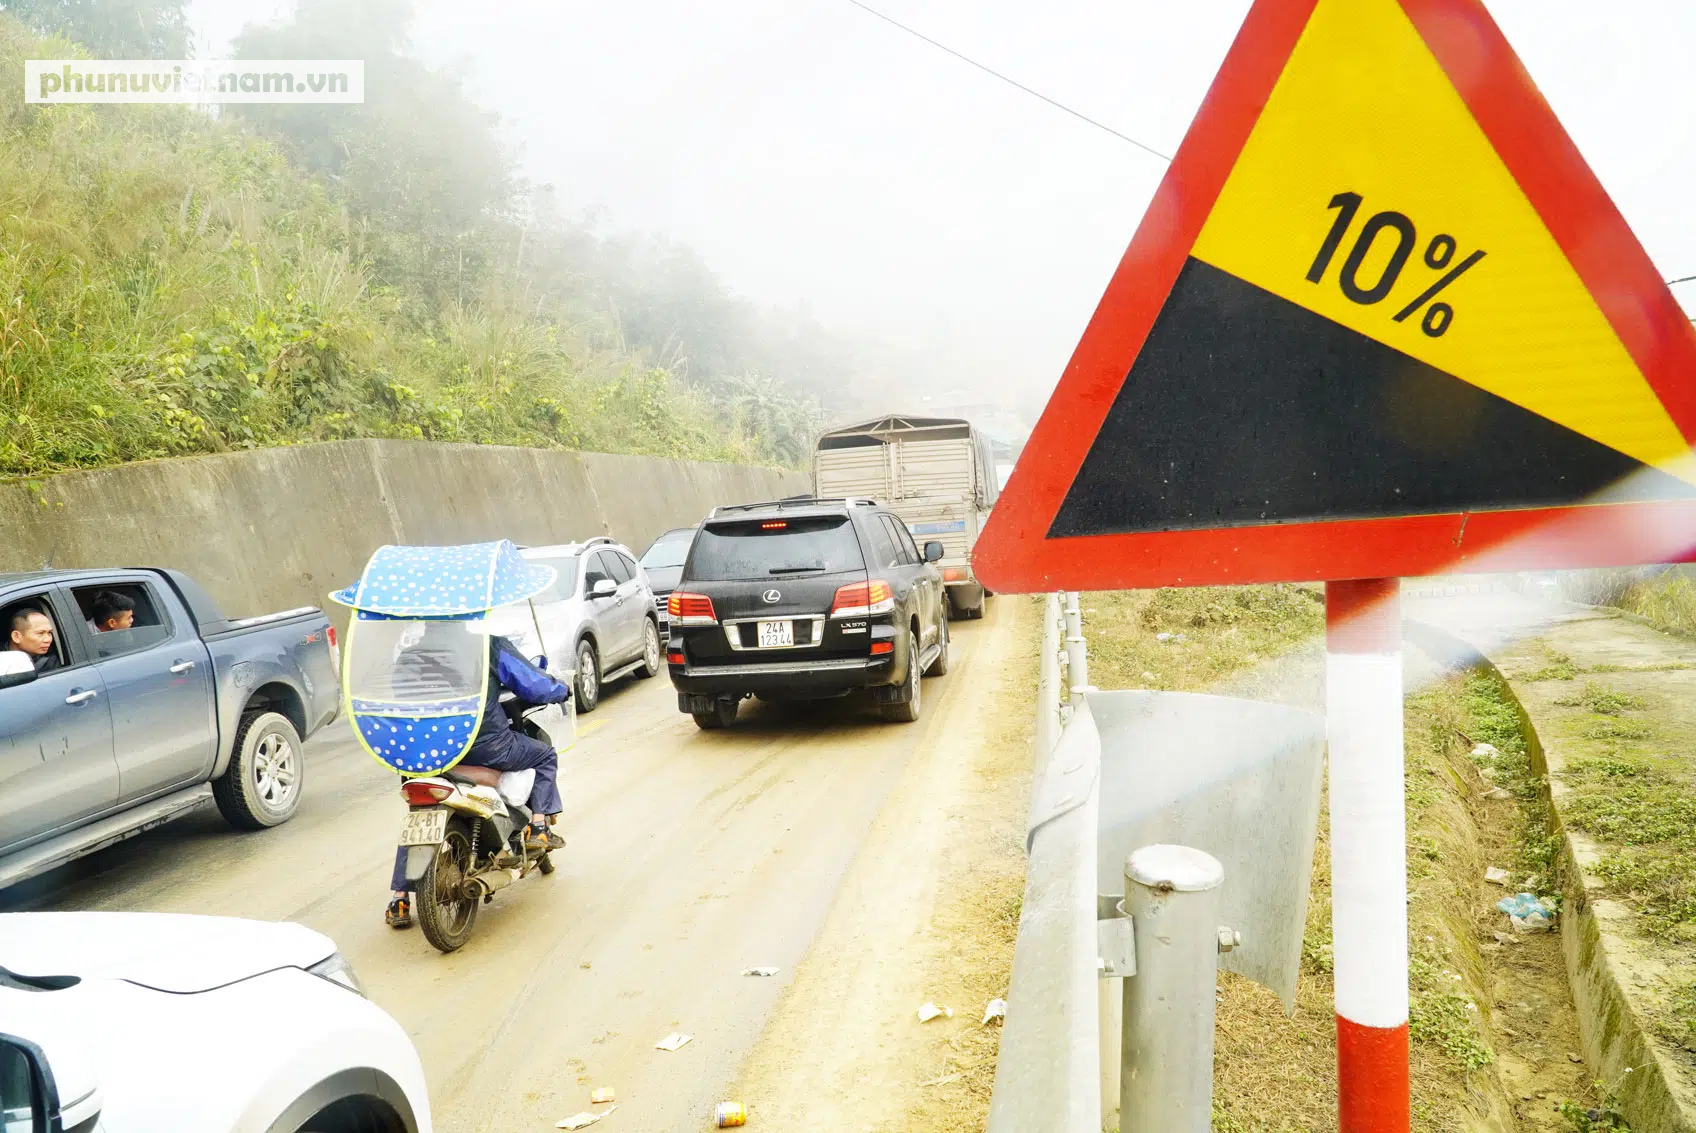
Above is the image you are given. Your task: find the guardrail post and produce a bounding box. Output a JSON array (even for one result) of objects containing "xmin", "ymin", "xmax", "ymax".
[
  {"xmin": 1121, "ymin": 845, "xmax": 1227, "ymax": 1131},
  {"xmin": 1036, "ymin": 593, "xmax": 1064, "ymax": 765},
  {"xmin": 1063, "ymin": 591, "xmax": 1089, "ymax": 694}
]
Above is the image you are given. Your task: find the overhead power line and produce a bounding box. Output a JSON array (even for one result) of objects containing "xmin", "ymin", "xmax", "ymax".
[{"xmin": 842, "ymin": 0, "xmax": 1173, "ymax": 163}]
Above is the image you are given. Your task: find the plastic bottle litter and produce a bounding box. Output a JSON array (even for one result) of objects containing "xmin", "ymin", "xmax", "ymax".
[
  {"xmin": 714, "ymin": 1101, "xmax": 749, "ymax": 1127},
  {"xmin": 1496, "ymin": 892, "xmax": 1554, "ymax": 932},
  {"xmin": 981, "ymin": 998, "xmax": 1008, "ymax": 1025}
]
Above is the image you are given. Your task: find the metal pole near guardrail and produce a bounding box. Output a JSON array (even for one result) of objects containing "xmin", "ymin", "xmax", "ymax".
[
  {"xmin": 1063, "ymin": 592, "xmax": 1089, "ymax": 694},
  {"xmin": 1121, "ymin": 845, "xmax": 1229, "ymax": 1130}
]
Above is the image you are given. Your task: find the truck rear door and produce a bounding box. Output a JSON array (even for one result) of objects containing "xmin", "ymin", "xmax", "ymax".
[
  {"xmin": 0, "ymin": 586, "xmax": 118, "ymax": 852},
  {"xmin": 70, "ymin": 577, "xmax": 216, "ymax": 804}
]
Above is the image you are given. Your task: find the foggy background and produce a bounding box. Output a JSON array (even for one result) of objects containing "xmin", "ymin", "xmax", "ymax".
[{"xmin": 185, "ymin": 0, "xmax": 1696, "ymax": 444}]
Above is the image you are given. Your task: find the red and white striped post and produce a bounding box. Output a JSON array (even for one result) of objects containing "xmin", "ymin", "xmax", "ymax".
[{"xmin": 1325, "ymin": 577, "xmax": 1410, "ymax": 1130}]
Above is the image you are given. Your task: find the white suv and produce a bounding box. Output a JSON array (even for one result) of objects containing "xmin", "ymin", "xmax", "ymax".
[
  {"xmin": 487, "ymin": 538, "xmax": 662, "ymax": 712},
  {"xmin": 0, "ymin": 912, "xmax": 431, "ymax": 1132}
]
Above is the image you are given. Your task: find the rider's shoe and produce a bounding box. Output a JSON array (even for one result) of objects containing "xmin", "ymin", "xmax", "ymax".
[
  {"xmin": 385, "ymin": 896, "xmax": 413, "ymax": 929},
  {"xmin": 524, "ymin": 824, "xmax": 565, "ymax": 853}
]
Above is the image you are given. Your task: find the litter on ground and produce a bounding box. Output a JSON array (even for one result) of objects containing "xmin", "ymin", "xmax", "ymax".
[
  {"xmin": 1481, "ymin": 786, "xmax": 1513, "ymax": 800},
  {"xmin": 1471, "ymin": 742, "xmax": 1501, "ymax": 760},
  {"xmin": 589, "ymin": 1088, "xmax": 616, "ymax": 1105},
  {"xmin": 981, "ymin": 998, "xmax": 1008, "ymax": 1025},
  {"xmin": 655, "ymin": 1032, "xmax": 693, "ymax": 1052},
  {"xmin": 916, "ymin": 1001, "xmax": 953, "ymax": 1023},
  {"xmin": 1497, "ymin": 893, "xmax": 1555, "ymax": 932},
  {"xmin": 1484, "ymin": 866, "xmax": 1512, "ymax": 887},
  {"xmin": 556, "ymin": 1106, "xmax": 615, "ymax": 1130},
  {"xmin": 741, "ymin": 967, "xmax": 780, "ymax": 977}
]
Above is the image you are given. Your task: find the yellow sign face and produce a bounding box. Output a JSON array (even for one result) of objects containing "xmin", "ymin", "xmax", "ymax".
[{"xmin": 1190, "ymin": 0, "xmax": 1695, "ymax": 481}]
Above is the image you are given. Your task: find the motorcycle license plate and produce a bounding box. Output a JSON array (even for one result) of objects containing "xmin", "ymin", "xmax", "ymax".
[
  {"xmin": 399, "ymin": 808, "xmax": 448, "ymax": 846},
  {"xmin": 757, "ymin": 619, "xmax": 794, "ymax": 648}
]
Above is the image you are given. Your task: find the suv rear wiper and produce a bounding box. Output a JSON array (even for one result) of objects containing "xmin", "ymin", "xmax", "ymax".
[{"xmin": 768, "ymin": 565, "xmax": 825, "ymax": 574}]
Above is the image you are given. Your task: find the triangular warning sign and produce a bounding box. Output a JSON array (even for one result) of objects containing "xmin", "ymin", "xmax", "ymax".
[{"xmin": 977, "ymin": 0, "xmax": 1696, "ymax": 592}]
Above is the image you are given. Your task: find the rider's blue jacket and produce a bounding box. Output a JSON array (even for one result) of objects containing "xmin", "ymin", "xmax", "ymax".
[{"xmin": 471, "ymin": 636, "xmax": 569, "ymax": 751}]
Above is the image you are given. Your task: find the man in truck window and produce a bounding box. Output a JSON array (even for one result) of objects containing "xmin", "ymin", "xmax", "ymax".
[
  {"xmin": 88, "ymin": 591, "xmax": 136, "ymax": 633},
  {"xmin": 6, "ymin": 608, "xmax": 62, "ymax": 673}
]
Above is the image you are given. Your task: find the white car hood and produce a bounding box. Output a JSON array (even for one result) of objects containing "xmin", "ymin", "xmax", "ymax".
[{"xmin": 0, "ymin": 912, "xmax": 335, "ymax": 993}]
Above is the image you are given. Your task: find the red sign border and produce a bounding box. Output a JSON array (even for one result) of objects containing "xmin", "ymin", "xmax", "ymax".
[{"xmin": 975, "ymin": 0, "xmax": 1696, "ymax": 593}]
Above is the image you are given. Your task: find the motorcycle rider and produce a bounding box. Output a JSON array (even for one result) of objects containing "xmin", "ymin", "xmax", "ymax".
[{"xmin": 386, "ymin": 634, "xmax": 571, "ymax": 929}]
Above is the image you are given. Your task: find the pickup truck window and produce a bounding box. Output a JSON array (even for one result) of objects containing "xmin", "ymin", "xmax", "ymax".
[
  {"xmin": 72, "ymin": 582, "xmax": 171, "ymax": 660},
  {"xmin": 1, "ymin": 593, "xmax": 70, "ymax": 671}
]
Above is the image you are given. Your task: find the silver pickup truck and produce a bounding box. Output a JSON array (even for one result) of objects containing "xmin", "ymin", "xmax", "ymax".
[{"xmin": 0, "ymin": 568, "xmax": 340, "ymax": 889}]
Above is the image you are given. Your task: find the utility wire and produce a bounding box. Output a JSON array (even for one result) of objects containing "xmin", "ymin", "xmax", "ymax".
[
  {"xmin": 842, "ymin": 0, "xmax": 1173, "ymax": 163},
  {"xmin": 843, "ymin": 1, "xmax": 1696, "ymax": 293}
]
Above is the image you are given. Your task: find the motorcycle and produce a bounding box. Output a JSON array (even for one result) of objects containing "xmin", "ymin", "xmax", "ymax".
[{"xmin": 331, "ymin": 540, "xmax": 574, "ymax": 953}]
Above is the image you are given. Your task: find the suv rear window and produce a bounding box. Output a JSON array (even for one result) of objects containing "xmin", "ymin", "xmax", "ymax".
[{"xmin": 688, "ymin": 517, "xmax": 866, "ymax": 581}]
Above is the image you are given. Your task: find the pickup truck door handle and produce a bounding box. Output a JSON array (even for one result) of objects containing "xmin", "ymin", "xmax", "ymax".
[
  {"xmin": 169, "ymin": 660, "xmax": 196, "ymax": 674},
  {"xmin": 64, "ymin": 689, "xmax": 97, "ymax": 705}
]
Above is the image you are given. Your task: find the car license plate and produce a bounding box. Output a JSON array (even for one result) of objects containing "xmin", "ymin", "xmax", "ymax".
[
  {"xmin": 757, "ymin": 619, "xmax": 794, "ymax": 648},
  {"xmin": 399, "ymin": 808, "xmax": 448, "ymax": 846}
]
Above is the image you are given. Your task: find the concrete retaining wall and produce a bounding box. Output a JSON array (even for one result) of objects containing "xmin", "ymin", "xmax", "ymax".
[{"xmin": 0, "ymin": 440, "xmax": 805, "ymax": 628}]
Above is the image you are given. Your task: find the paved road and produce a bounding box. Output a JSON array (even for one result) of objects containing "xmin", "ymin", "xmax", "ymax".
[{"xmin": 4, "ymin": 614, "xmax": 1019, "ymax": 1132}]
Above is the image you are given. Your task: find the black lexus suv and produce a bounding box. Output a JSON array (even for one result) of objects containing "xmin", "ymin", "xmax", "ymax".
[{"xmin": 665, "ymin": 497, "xmax": 951, "ymax": 729}]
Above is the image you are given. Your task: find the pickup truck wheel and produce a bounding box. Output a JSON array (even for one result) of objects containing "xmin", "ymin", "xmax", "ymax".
[
  {"xmin": 574, "ymin": 640, "xmax": 601, "ymax": 713},
  {"xmin": 636, "ymin": 618, "xmax": 662, "ymax": 679},
  {"xmin": 881, "ymin": 632, "xmax": 923, "ymax": 723},
  {"xmin": 213, "ymin": 711, "xmax": 304, "ymax": 830},
  {"xmin": 925, "ymin": 617, "xmax": 951, "ymax": 677}
]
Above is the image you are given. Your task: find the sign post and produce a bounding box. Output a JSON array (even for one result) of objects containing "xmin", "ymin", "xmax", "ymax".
[
  {"xmin": 975, "ymin": 0, "xmax": 1696, "ymax": 1124},
  {"xmin": 1324, "ymin": 578, "xmax": 1408, "ymax": 1126}
]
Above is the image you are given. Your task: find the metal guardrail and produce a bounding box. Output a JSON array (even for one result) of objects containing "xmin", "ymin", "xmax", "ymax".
[
  {"xmin": 987, "ymin": 593, "xmax": 1103, "ymax": 1132},
  {"xmin": 990, "ymin": 595, "xmax": 1320, "ymax": 1133}
]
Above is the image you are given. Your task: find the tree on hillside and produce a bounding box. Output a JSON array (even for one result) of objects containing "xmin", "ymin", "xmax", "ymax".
[
  {"xmin": 0, "ymin": 0, "xmax": 189, "ymax": 56},
  {"xmin": 230, "ymin": 0, "xmax": 511, "ymax": 307}
]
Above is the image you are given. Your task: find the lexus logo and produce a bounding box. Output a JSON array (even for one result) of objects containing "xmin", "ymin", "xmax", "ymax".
[{"xmin": 762, "ymin": 589, "xmax": 782, "ymax": 603}]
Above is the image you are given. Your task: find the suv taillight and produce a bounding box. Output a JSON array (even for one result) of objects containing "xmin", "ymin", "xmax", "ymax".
[
  {"xmin": 401, "ymin": 780, "xmax": 453, "ymax": 806},
  {"xmin": 830, "ymin": 580, "xmax": 894, "ymax": 618},
  {"xmin": 327, "ymin": 624, "xmax": 341, "ymax": 680},
  {"xmin": 668, "ymin": 591, "xmax": 718, "ymax": 625}
]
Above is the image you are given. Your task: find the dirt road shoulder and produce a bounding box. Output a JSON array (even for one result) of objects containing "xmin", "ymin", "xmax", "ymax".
[{"xmin": 728, "ymin": 597, "xmax": 1035, "ymax": 1132}]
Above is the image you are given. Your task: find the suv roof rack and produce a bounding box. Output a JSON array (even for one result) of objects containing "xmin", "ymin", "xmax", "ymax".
[
  {"xmin": 707, "ymin": 496, "xmax": 879, "ymax": 518},
  {"xmin": 572, "ymin": 535, "xmax": 616, "ymax": 549}
]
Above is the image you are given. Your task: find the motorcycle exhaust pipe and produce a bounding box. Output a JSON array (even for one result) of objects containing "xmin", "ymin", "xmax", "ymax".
[{"xmin": 466, "ymin": 866, "xmax": 523, "ymax": 900}]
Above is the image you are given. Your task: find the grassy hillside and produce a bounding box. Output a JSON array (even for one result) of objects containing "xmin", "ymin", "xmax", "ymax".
[{"xmin": 0, "ymin": 17, "xmax": 818, "ymax": 479}]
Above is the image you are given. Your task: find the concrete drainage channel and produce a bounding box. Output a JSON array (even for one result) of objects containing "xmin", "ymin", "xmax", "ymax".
[{"xmin": 1408, "ymin": 615, "xmax": 1696, "ymax": 1133}]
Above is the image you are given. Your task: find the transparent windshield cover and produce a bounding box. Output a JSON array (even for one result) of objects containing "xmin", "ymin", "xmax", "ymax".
[{"xmin": 348, "ymin": 616, "xmax": 487, "ymax": 710}]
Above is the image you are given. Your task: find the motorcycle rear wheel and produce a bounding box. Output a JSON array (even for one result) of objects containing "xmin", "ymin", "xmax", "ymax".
[{"xmin": 418, "ymin": 817, "xmax": 480, "ymax": 953}]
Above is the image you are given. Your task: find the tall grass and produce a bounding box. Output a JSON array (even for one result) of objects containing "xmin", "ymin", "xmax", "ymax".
[{"xmin": 0, "ymin": 19, "xmax": 809, "ymax": 478}]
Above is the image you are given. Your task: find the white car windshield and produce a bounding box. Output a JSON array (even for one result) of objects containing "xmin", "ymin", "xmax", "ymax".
[{"xmin": 525, "ymin": 555, "xmax": 580, "ymax": 602}]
